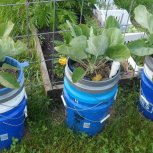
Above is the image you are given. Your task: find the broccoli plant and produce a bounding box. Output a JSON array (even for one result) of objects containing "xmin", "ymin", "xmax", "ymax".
[{"xmin": 55, "ymin": 17, "xmax": 130, "ymax": 83}]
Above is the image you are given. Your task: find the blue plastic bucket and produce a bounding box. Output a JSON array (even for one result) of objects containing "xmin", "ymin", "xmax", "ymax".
[
  {"xmin": 64, "ymin": 78, "xmax": 118, "ymax": 106},
  {"xmin": 0, "ymin": 57, "xmax": 24, "ymax": 95},
  {"xmin": 139, "ymin": 71, "xmax": 153, "ymax": 120},
  {"xmin": 0, "ymin": 98, "xmax": 26, "ymax": 149},
  {"xmin": 62, "ymin": 90, "xmax": 113, "ymax": 136},
  {"xmin": 0, "ymin": 56, "xmax": 27, "ymax": 149}
]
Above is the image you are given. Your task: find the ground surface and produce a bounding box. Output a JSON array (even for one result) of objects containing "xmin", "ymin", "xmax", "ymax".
[{"xmin": 3, "ymin": 78, "xmax": 153, "ymax": 153}]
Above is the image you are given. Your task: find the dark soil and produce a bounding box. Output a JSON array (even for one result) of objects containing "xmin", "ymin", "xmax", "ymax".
[
  {"xmin": 39, "ymin": 28, "xmax": 64, "ymax": 85},
  {"xmin": 73, "ymin": 60, "xmax": 111, "ymax": 81}
]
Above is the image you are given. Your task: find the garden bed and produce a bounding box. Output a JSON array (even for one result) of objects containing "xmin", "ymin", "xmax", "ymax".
[{"xmin": 33, "ymin": 28, "xmax": 63, "ymax": 98}]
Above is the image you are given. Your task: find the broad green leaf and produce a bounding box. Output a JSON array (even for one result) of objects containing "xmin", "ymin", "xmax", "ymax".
[
  {"xmin": 79, "ymin": 24, "xmax": 90, "ymax": 38},
  {"xmin": 0, "ymin": 72, "xmax": 20, "ymax": 89},
  {"xmin": 66, "ymin": 20, "xmax": 77, "ymax": 37},
  {"xmin": 55, "ymin": 36, "xmax": 88, "ymax": 60},
  {"xmin": 106, "ymin": 45, "xmax": 130, "ymax": 62},
  {"xmin": 128, "ymin": 39, "xmax": 153, "ymax": 56},
  {"xmin": 0, "ymin": 21, "xmax": 14, "ymax": 37},
  {"xmin": 134, "ymin": 5, "xmax": 153, "ymax": 34},
  {"xmin": 89, "ymin": 27, "xmax": 95, "ymax": 37},
  {"xmin": 72, "ymin": 67, "xmax": 86, "ymax": 83},
  {"xmin": 2, "ymin": 63, "xmax": 18, "ymax": 71},
  {"xmin": 103, "ymin": 28, "xmax": 124, "ymax": 46},
  {"xmin": 148, "ymin": 34, "xmax": 153, "ymax": 45},
  {"xmin": 0, "ymin": 37, "xmax": 27, "ymax": 61},
  {"xmin": 55, "ymin": 45, "xmax": 72, "ymax": 55},
  {"xmin": 70, "ymin": 35, "xmax": 88, "ymax": 59},
  {"xmin": 86, "ymin": 35, "xmax": 108, "ymax": 57},
  {"xmin": 105, "ymin": 16, "xmax": 120, "ymax": 29},
  {"xmin": 74, "ymin": 25, "xmax": 82, "ymax": 36}
]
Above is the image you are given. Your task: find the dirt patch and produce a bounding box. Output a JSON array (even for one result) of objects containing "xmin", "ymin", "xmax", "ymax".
[{"xmin": 39, "ymin": 28, "xmax": 64, "ymax": 84}]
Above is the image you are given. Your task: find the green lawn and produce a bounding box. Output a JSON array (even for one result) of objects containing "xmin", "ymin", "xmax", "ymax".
[{"xmin": 3, "ymin": 74, "xmax": 153, "ymax": 153}]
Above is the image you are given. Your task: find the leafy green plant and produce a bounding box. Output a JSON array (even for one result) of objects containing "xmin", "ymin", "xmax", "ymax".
[
  {"xmin": 0, "ymin": 21, "xmax": 26, "ymax": 89},
  {"xmin": 128, "ymin": 5, "xmax": 153, "ymax": 57},
  {"xmin": 55, "ymin": 17, "xmax": 130, "ymax": 83}
]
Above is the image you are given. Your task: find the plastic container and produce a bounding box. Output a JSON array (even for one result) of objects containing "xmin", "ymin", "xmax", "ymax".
[
  {"xmin": 62, "ymin": 91, "xmax": 112, "ymax": 136},
  {"xmin": 144, "ymin": 56, "xmax": 153, "ymax": 82},
  {"xmin": 62, "ymin": 59, "xmax": 119, "ymax": 136},
  {"xmin": 0, "ymin": 56, "xmax": 27, "ymax": 149},
  {"xmin": 0, "ymin": 98, "xmax": 26, "ymax": 149},
  {"xmin": 139, "ymin": 70, "xmax": 153, "ymax": 120},
  {"xmin": 99, "ymin": 9, "xmax": 132, "ymax": 27}
]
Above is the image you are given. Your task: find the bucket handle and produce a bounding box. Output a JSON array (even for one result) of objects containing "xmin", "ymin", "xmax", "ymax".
[
  {"xmin": 3, "ymin": 117, "xmax": 25, "ymax": 127},
  {"xmin": 20, "ymin": 61, "xmax": 29, "ymax": 68},
  {"xmin": 61, "ymin": 95, "xmax": 112, "ymax": 112},
  {"xmin": 61, "ymin": 95, "xmax": 110, "ymax": 123},
  {"xmin": 75, "ymin": 108, "xmax": 110, "ymax": 123}
]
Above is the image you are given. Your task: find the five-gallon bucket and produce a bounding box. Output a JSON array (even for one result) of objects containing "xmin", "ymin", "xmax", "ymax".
[
  {"xmin": 0, "ymin": 98, "xmax": 26, "ymax": 149},
  {"xmin": 62, "ymin": 59, "xmax": 120, "ymax": 136},
  {"xmin": 0, "ymin": 57, "xmax": 27, "ymax": 149},
  {"xmin": 139, "ymin": 70, "xmax": 153, "ymax": 120},
  {"xmin": 62, "ymin": 91, "xmax": 112, "ymax": 136}
]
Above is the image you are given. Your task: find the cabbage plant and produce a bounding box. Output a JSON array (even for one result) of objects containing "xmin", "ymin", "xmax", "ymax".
[
  {"xmin": 0, "ymin": 21, "xmax": 26, "ymax": 89},
  {"xmin": 55, "ymin": 17, "xmax": 130, "ymax": 83},
  {"xmin": 128, "ymin": 5, "xmax": 153, "ymax": 56}
]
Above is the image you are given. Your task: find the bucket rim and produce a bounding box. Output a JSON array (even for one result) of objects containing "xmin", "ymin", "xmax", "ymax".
[
  {"xmin": 0, "ymin": 56, "xmax": 23, "ymax": 93},
  {"xmin": 67, "ymin": 58, "xmax": 120, "ymax": 84}
]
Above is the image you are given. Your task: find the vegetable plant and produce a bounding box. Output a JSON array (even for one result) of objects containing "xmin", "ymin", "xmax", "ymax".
[
  {"xmin": 128, "ymin": 5, "xmax": 153, "ymax": 57},
  {"xmin": 0, "ymin": 21, "xmax": 26, "ymax": 89},
  {"xmin": 55, "ymin": 17, "xmax": 130, "ymax": 83}
]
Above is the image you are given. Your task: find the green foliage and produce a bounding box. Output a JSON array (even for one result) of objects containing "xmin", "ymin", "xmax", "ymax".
[
  {"xmin": 128, "ymin": 5, "xmax": 153, "ymax": 56},
  {"xmin": 0, "ymin": 21, "xmax": 26, "ymax": 89},
  {"xmin": 55, "ymin": 17, "xmax": 130, "ymax": 82},
  {"xmin": 72, "ymin": 67, "xmax": 86, "ymax": 83},
  {"xmin": 0, "ymin": 0, "xmax": 96, "ymax": 36}
]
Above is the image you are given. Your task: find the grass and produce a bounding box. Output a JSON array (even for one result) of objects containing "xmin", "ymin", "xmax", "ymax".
[{"xmin": 3, "ymin": 69, "xmax": 153, "ymax": 153}]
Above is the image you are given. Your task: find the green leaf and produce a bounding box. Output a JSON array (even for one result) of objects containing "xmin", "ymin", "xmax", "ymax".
[
  {"xmin": 55, "ymin": 36, "xmax": 88, "ymax": 60},
  {"xmin": 72, "ymin": 67, "xmax": 86, "ymax": 83},
  {"xmin": 103, "ymin": 28, "xmax": 124, "ymax": 46},
  {"xmin": 66, "ymin": 20, "xmax": 77, "ymax": 37},
  {"xmin": 0, "ymin": 21, "xmax": 14, "ymax": 37},
  {"xmin": 148, "ymin": 34, "xmax": 153, "ymax": 45},
  {"xmin": 0, "ymin": 37, "xmax": 27, "ymax": 60},
  {"xmin": 55, "ymin": 45, "xmax": 72, "ymax": 55},
  {"xmin": 79, "ymin": 24, "xmax": 90, "ymax": 38},
  {"xmin": 2, "ymin": 63, "xmax": 18, "ymax": 71},
  {"xmin": 128, "ymin": 39, "xmax": 153, "ymax": 56},
  {"xmin": 105, "ymin": 16, "xmax": 120, "ymax": 29},
  {"xmin": 134, "ymin": 5, "xmax": 153, "ymax": 33},
  {"xmin": 86, "ymin": 35, "xmax": 108, "ymax": 57},
  {"xmin": 0, "ymin": 72, "xmax": 20, "ymax": 89},
  {"xmin": 106, "ymin": 45, "xmax": 130, "ymax": 62},
  {"xmin": 70, "ymin": 35, "xmax": 88, "ymax": 59}
]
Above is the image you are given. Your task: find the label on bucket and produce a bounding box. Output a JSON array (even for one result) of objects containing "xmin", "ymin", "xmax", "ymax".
[
  {"xmin": 140, "ymin": 95, "xmax": 153, "ymax": 113},
  {"xmin": 0, "ymin": 134, "xmax": 8, "ymax": 141},
  {"xmin": 83, "ymin": 122, "xmax": 90, "ymax": 129}
]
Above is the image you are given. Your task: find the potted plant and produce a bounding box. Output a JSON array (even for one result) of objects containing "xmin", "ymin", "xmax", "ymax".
[
  {"xmin": 128, "ymin": 5, "xmax": 153, "ymax": 120},
  {"xmin": 55, "ymin": 17, "xmax": 130, "ymax": 136},
  {"xmin": 0, "ymin": 21, "xmax": 27, "ymax": 149}
]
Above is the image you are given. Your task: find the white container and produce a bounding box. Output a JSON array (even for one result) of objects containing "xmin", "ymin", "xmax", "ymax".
[{"xmin": 100, "ymin": 9, "xmax": 132, "ymax": 27}]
